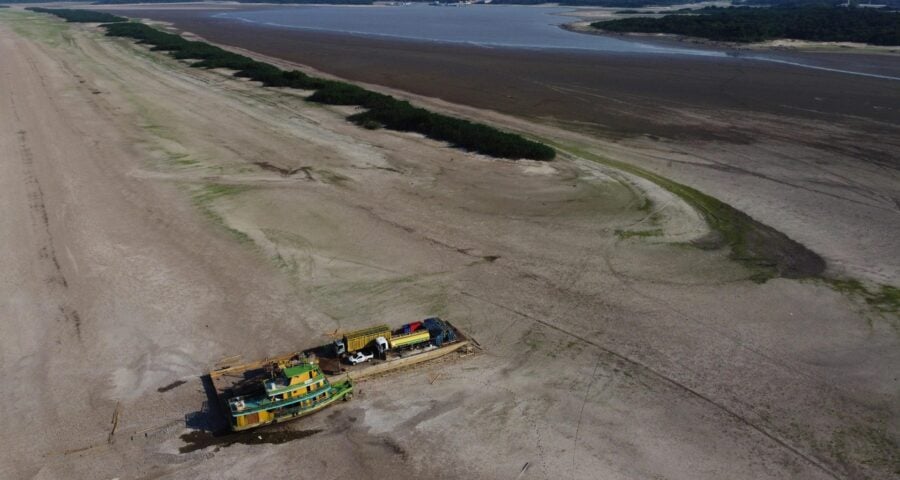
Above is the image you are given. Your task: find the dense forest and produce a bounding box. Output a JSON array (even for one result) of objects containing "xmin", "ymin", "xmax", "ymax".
[
  {"xmin": 307, "ymin": 83, "xmax": 558, "ymax": 160},
  {"xmin": 738, "ymin": 0, "xmax": 900, "ymax": 7},
  {"xmin": 593, "ymin": 6, "xmax": 900, "ymax": 45},
  {"xmin": 29, "ymin": 9, "xmax": 555, "ymax": 161}
]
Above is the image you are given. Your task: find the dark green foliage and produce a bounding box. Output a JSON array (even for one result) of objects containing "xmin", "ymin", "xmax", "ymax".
[
  {"xmin": 738, "ymin": 0, "xmax": 900, "ymax": 7},
  {"xmin": 193, "ymin": 53, "xmax": 261, "ymax": 70},
  {"xmin": 349, "ymin": 101, "xmax": 556, "ymax": 160},
  {"xmin": 307, "ymin": 81, "xmax": 392, "ymax": 107},
  {"xmin": 593, "ymin": 6, "xmax": 900, "ymax": 45},
  {"xmin": 102, "ymin": 22, "xmax": 326, "ymax": 89},
  {"xmin": 236, "ymin": 63, "xmax": 327, "ymax": 89},
  {"xmin": 26, "ymin": 7, "xmax": 126, "ymax": 23},
  {"xmin": 90, "ymin": 18, "xmax": 555, "ymax": 160},
  {"xmin": 103, "ymin": 21, "xmax": 182, "ymax": 44},
  {"xmin": 307, "ymin": 81, "xmax": 554, "ymax": 160}
]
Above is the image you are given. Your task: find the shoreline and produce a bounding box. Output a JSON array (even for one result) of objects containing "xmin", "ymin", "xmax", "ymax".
[
  {"xmin": 563, "ymin": 20, "xmax": 900, "ymax": 81},
  {"xmin": 565, "ymin": 20, "xmax": 900, "ymax": 56},
  {"xmin": 558, "ymin": 5, "xmax": 900, "ymax": 55}
]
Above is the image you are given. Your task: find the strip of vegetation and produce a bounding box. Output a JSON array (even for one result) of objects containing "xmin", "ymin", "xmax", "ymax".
[
  {"xmin": 740, "ymin": 0, "xmax": 900, "ymax": 8},
  {"xmin": 103, "ymin": 22, "xmax": 327, "ymax": 88},
  {"xmin": 593, "ymin": 6, "xmax": 900, "ymax": 45},
  {"xmin": 307, "ymin": 82, "xmax": 555, "ymax": 160},
  {"xmin": 95, "ymin": 21, "xmax": 553, "ymax": 160},
  {"xmin": 826, "ymin": 279, "xmax": 899, "ymax": 316},
  {"xmin": 25, "ymin": 7, "xmax": 126, "ymax": 23}
]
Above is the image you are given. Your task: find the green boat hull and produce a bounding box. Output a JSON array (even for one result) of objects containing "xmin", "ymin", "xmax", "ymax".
[{"xmin": 231, "ymin": 380, "xmax": 353, "ymax": 432}]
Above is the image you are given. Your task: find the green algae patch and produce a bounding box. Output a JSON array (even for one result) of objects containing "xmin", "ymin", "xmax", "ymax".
[
  {"xmin": 191, "ymin": 184, "xmax": 254, "ymax": 246},
  {"xmin": 553, "ymin": 144, "xmax": 825, "ymax": 282}
]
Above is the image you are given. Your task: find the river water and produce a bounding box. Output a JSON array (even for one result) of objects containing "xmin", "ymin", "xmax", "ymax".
[
  {"xmin": 214, "ymin": 5, "xmax": 720, "ymax": 56},
  {"xmin": 212, "ymin": 5, "xmax": 899, "ymax": 81}
]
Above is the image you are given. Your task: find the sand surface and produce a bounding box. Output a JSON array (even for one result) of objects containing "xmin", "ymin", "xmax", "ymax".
[{"xmin": 0, "ymin": 9, "xmax": 898, "ymax": 480}]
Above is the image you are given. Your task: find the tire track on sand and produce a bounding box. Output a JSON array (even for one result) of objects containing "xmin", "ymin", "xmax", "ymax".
[
  {"xmin": 7, "ymin": 67, "xmax": 81, "ymax": 342},
  {"xmin": 459, "ymin": 290, "xmax": 843, "ymax": 480}
]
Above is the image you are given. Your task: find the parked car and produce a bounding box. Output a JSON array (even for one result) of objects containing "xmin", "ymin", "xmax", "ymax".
[{"xmin": 347, "ymin": 351, "xmax": 374, "ymax": 365}]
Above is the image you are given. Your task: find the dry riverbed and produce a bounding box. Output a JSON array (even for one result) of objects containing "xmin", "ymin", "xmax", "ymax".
[{"xmin": 0, "ymin": 9, "xmax": 897, "ymax": 480}]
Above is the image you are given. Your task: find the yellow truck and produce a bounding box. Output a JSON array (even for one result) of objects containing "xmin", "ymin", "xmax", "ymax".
[{"xmin": 334, "ymin": 325, "xmax": 391, "ymax": 355}]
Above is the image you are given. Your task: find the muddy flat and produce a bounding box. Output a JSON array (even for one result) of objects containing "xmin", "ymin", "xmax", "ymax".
[{"xmin": 0, "ymin": 8, "xmax": 897, "ymax": 480}]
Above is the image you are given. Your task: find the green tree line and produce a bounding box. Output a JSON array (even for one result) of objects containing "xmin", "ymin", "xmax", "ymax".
[
  {"xmin": 29, "ymin": 9, "xmax": 554, "ymax": 161},
  {"xmin": 593, "ymin": 6, "xmax": 900, "ymax": 45}
]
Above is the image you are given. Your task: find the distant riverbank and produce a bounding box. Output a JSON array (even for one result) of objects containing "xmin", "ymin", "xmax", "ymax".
[
  {"xmin": 97, "ymin": 6, "xmax": 900, "ymax": 135},
  {"xmin": 589, "ymin": 6, "xmax": 900, "ymax": 47}
]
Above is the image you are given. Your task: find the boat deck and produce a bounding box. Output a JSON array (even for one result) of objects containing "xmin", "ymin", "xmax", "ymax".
[{"xmin": 208, "ymin": 320, "xmax": 471, "ymax": 410}]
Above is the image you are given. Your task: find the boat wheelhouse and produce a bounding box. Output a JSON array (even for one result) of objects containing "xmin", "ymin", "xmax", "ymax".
[{"xmin": 226, "ymin": 360, "xmax": 353, "ymax": 431}]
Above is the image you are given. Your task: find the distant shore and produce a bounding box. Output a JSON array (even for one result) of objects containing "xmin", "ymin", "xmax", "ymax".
[{"xmin": 560, "ymin": 9, "xmax": 900, "ymax": 56}]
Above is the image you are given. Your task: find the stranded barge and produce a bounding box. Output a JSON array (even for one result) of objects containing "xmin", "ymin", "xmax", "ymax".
[{"xmin": 210, "ymin": 317, "xmax": 469, "ymax": 431}]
